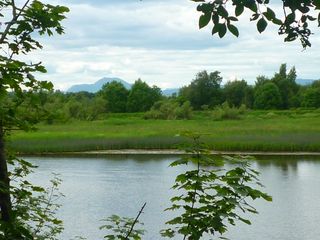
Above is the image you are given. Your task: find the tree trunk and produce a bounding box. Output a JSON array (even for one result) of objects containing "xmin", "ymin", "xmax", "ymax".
[{"xmin": 0, "ymin": 125, "xmax": 12, "ymax": 222}]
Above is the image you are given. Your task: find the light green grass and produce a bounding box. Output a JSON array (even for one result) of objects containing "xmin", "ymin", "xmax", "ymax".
[{"xmin": 8, "ymin": 110, "xmax": 320, "ymax": 153}]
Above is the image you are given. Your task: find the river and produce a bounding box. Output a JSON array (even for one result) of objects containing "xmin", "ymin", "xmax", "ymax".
[{"xmin": 25, "ymin": 155, "xmax": 320, "ymax": 240}]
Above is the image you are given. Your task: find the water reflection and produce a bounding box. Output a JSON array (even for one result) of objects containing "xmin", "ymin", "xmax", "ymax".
[
  {"xmin": 24, "ymin": 155, "xmax": 320, "ymax": 240},
  {"xmin": 255, "ymin": 156, "xmax": 300, "ymax": 174}
]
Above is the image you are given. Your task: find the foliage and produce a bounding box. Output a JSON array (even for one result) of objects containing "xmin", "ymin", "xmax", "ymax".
[
  {"xmin": 8, "ymin": 110, "xmax": 320, "ymax": 153},
  {"xmin": 212, "ymin": 102, "xmax": 247, "ymax": 120},
  {"xmin": 160, "ymin": 134, "xmax": 272, "ymax": 239},
  {"xmin": 127, "ymin": 79, "xmax": 162, "ymax": 112},
  {"xmin": 192, "ymin": 0, "xmax": 320, "ymax": 48},
  {"xmin": 0, "ymin": 0, "xmax": 69, "ymax": 238},
  {"xmin": 42, "ymin": 91, "xmax": 107, "ymax": 121},
  {"xmin": 271, "ymin": 64, "xmax": 299, "ymax": 109},
  {"xmin": 99, "ymin": 81, "xmax": 129, "ymax": 113},
  {"xmin": 0, "ymin": 0, "xmax": 69, "ymax": 132},
  {"xmin": 8, "ymin": 64, "xmax": 318, "ymax": 122},
  {"xmin": 100, "ymin": 207, "xmax": 146, "ymax": 240},
  {"xmin": 301, "ymin": 80, "xmax": 320, "ymax": 108},
  {"xmin": 254, "ymin": 82, "xmax": 282, "ymax": 109},
  {"xmin": 144, "ymin": 100, "xmax": 192, "ymax": 120},
  {"xmin": 0, "ymin": 153, "xmax": 63, "ymax": 240},
  {"xmin": 100, "ymin": 134, "xmax": 271, "ymax": 240},
  {"xmin": 223, "ymin": 80, "xmax": 249, "ymax": 107},
  {"xmin": 179, "ymin": 71, "xmax": 223, "ymax": 110}
]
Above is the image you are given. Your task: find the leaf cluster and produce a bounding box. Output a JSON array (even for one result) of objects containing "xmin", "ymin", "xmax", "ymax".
[
  {"xmin": 100, "ymin": 215, "xmax": 145, "ymax": 240},
  {"xmin": 193, "ymin": 0, "xmax": 320, "ymax": 48},
  {"xmin": 0, "ymin": 0, "xmax": 69, "ymax": 132},
  {"xmin": 0, "ymin": 153, "xmax": 64, "ymax": 240},
  {"xmin": 161, "ymin": 135, "xmax": 272, "ymax": 239}
]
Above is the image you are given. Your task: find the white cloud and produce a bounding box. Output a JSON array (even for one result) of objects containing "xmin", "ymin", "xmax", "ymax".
[{"xmin": 26, "ymin": 0, "xmax": 320, "ymax": 90}]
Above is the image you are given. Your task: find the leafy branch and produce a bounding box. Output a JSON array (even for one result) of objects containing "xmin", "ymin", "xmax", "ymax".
[
  {"xmin": 161, "ymin": 134, "xmax": 272, "ymax": 239},
  {"xmin": 192, "ymin": 0, "xmax": 320, "ymax": 48}
]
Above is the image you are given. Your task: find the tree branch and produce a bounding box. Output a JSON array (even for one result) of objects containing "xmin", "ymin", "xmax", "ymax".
[
  {"xmin": 0, "ymin": 0, "xmax": 31, "ymax": 44},
  {"xmin": 125, "ymin": 202, "xmax": 146, "ymax": 239}
]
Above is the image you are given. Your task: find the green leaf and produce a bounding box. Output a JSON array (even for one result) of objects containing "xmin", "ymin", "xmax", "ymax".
[
  {"xmin": 235, "ymin": 5, "xmax": 244, "ymax": 17},
  {"xmin": 227, "ymin": 24, "xmax": 239, "ymax": 37},
  {"xmin": 228, "ymin": 16, "xmax": 238, "ymax": 22},
  {"xmin": 199, "ymin": 12, "xmax": 212, "ymax": 29},
  {"xmin": 285, "ymin": 12, "xmax": 296, "ymax": 24},
  {"xmin": 272, "ymin": 18, "xmax": 282, "ymax": 25},
  {"xmin": 212, "ymin": 24, "xmax": 219, "ymax": 35},
  {"xmin": 218, "ymin": 23, "xmax": 227, "ymax": 38},
  {"xmin": 250, "ymin": 13, "xmax": 259, "ymax": 21},
  {"xmin": 245, "ymin": 1, "xmax": 258, "ymax": 12},
  {"xmin": 238, "ymin": 217, "xmax": 251, "ymax": 225},
  {"xmin": 257, "ymin": 18, "xmax": 268, "ymax": 33},
  {"xmin": 263, "ymin": 7, "xmax": 276, "ymax": 21},
  {"xmin": 217, "ymin": 5, "xmax": 228, "ymax": 18}
]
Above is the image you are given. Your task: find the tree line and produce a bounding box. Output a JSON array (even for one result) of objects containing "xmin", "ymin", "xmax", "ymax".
[{"xmin": 32, "ymin": 63, "xmax": 319, "ymax": 122}]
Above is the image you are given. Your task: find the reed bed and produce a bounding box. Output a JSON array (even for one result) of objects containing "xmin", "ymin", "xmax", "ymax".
[{"xmin": 8, "ymin": 110, "xmax": 320, "ymax": 154}]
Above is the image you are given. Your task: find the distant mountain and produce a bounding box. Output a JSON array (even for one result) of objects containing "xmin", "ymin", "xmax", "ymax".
[
  {"xmin": 162, "ymin": 88, "xmax": 179, "ymax": 96},
  {"xmin": 67, "ymin": 77, "xmax": 132, "ymax": 93},
  {"xmin": 296, "ymin": 78, "xmax": 315, "ymax": 86}
]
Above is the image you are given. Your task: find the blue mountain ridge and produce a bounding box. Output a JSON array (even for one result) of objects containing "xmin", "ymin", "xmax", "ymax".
[
  {"xmin": 67, "ymin": 77, "xmax": 179, "ymax": 96},
  {"xmin": 67, "ymin": 77, "xmax": 314, "ymax": 95}
]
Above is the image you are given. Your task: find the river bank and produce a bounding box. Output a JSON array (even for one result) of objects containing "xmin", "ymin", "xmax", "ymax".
[
  {"xmin": 19, "ymin": 149, "xmax": 320, "ymax": 157},
  {"xmin": 9, "ymin": 110, "xmax": 320, "ymax": 154}
]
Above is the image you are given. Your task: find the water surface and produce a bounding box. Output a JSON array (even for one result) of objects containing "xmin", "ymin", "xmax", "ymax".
[{"xmin": 25, "ymin": 155, "xmax": 320, "ymax": 240}]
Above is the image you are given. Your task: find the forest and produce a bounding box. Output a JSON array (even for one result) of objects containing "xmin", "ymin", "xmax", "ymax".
[{"xmin": 22, "ymin": 64, "xmax": 320, "ymax": 123}]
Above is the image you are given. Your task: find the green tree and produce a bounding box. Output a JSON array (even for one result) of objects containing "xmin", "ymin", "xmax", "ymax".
[
  {"xmin": 0, "ymin": 0, "xmax": 68, "ymax": 238},
  {"xmin": 223, "ymin": 79, "xmax": 248, "ymax": 107},
  {"xmin": 254, "ymin": 82, "xmax": 282, "ymax": 109},
  {"xmin": 255, "ymin": 75, "xmax": 271, "ymax": 89},
  {"xmin": 144, "ymin": 99, "xmax": 193, "ymax": 120},
  {"xmin": 127, "ymin": 79, "xmax": 162, "ymax": 112},
  {"xmin": 192, "ymin": 0, "xmax": 320, "ymax": 48},
  {"xmin": 160, "ymin": 134, "xmax": 271, "ymax": 239},
  {"xmin": 180, "ymin": 70, "xmax": 222, "ymax": 110},
  {"xmin": 271, "ymin": 64, "xmax": 299, "ymax": 109},
  {"xmin": 244, "ymin": 85, "xmax": 255, "ymax": 109},
  {"xmin": 302, "ymin": 83, "xmax": 320, "ymax": 108},
  {"xmin": 99, "ymin": 81, "xmax": 129, "ymax": 113}
]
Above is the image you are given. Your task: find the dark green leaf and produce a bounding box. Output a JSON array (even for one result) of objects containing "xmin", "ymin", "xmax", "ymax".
[
  {"xmin": 199, "ymin": 12, "xmax": 212, "ymax": 29},
  {"xmin": 217, "ymin": 5, "xmax": 228, "ymax": 18},
  {"xmin": 263, "ymin": 7, "xmax": 276, "ymax": 21},
  {"xmin": 257, "ymin": 18, "xmax": 268, "ymax": 33},
  {"xmin": 272, "ymin": 18, "xmax": 282, "ymax": 25},
  {"xmin": 235, "ymin": 4, "xmax": 244, "ymax": 17},
  {"xmin": 286, "ymin": 12, "xmax": 296, "ymax": 24},
  {"xmin": 227, "ymin": 24, "xmax": 239, "ymax": 37},
  {"xmin": 218, "ymin": 24, "xmax": 227, "ymax": 38}
]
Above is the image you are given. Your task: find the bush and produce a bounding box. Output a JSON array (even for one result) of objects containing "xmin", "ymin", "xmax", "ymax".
[
  {"xmin": 144, "ymin": 100, "xmax": 192, "ymax": 120},
  {"xmin": 212, "ymin": 102, "xmax": 247, "ymax": 120},
  {"xmin": 254, "ymin": 82, "xmax": 282, "ymax": 109}
]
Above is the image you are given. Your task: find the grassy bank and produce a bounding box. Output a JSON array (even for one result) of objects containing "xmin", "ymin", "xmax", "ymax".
[{"xmin": 8, "ymin": 110, "xmax": 320, "ymax": 153}]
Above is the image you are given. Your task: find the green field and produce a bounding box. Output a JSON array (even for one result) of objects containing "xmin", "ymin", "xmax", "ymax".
[{"xmin": 8, "ymin": 110, "xmax": 320, "ymax": 154}]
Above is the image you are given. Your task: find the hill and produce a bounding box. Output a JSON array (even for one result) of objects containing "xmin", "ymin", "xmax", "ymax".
[
  {"xmin": 67, "ymin": 77, "xmax": 131, "ymax": 93},
  {"xmin": 162, "ymin": 88, "xmax": 179, "ymax": 96},
  {"xmin": 296, "ymin": 78, "xmax": 315, "ymax": 86}
]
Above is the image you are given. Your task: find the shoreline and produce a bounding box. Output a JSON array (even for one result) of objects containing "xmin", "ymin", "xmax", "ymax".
[{"xmin": 19, "ymin": 149, "xmax": 320, "ymax": 156}]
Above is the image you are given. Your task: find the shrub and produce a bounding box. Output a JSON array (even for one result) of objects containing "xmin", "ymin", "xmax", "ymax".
[
  {"xmin": 144, "ymin": 100, "xmax": 193, "ymax": 120},
  {"xmin": 212, "ymin": 102, "xmax": 247, "ymax": 120},
  {"xmin": 254, "ymin": 82, "xmax": 282, "ymax": 109}
]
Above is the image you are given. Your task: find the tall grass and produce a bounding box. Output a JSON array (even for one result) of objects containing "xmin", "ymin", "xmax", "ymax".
[{"xmin": 8, "ymin": 110, "xmax": 320, "ymax": 153}]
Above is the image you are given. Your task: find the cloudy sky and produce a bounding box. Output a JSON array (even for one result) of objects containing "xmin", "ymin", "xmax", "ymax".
[{"xmin": 29, "ymin": 0, "xmax": 320, "ymax": 90}]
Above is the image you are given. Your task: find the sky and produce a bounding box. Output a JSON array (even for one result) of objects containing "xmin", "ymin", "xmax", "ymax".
[{"xmin": 27, "ymin": 0, "xmax": 320, "ymax": 90}]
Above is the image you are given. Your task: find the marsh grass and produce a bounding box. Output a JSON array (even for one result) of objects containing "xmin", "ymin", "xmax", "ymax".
[{"xmin": 8, "ymin": 110, "xmax": 320, "ymax": 153}]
